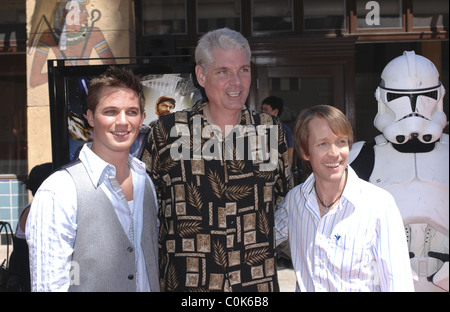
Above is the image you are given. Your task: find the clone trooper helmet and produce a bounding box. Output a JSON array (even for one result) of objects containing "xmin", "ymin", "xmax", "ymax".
[{"xmin": 374, "ymin": 51, "xmax": 447, "ymax": 144}]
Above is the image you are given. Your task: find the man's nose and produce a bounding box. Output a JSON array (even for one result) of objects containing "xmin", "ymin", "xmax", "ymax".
[
  {"xmin": 327, "ymin": 144, "xmax": 339, "ymax": 156},
  {"xmin": 116, "ymin": 111, "xmax": 128, "ymax": 124},
  {"xmin": 229, "ymin": 71, "xmax": 243, "ymax": 86}
]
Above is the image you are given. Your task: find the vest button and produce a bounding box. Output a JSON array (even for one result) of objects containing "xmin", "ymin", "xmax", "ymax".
[
  {"xmin": 127, "ymin": 246, "xmax": 134, "ymax": 252},
  {"xmin": 128, "ymin": 274, "xmax": 134, "ymax": 280}
]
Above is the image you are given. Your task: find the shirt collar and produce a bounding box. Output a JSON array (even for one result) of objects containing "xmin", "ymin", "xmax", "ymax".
[
  {"xmin": 79, "ymin": 143, "xmax": 147, "ymax": 188},
  {"xmin": 300, "ymin": 166, "xmax": 361, "ymax": 211},
  {"xmin": 341, "ymin": 165, "xmax": 362, "ymax": 208},
  {"xmin": 194, "ymin": 101, "xmax": 253, "ymax": 126}
]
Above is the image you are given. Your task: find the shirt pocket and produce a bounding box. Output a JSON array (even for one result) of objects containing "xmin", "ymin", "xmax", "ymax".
[{"xmin": 326, "ymin": 232, "xmax": 372, "ymax": 275}]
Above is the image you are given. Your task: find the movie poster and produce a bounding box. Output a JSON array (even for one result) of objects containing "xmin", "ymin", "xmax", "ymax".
[
  {"xmin": 131, "ymin": 73, "xmax": 202, "ymax": 158},
  {"xmin": 57, "ymin": 67, "xmax": 202, "ymax": 165}
]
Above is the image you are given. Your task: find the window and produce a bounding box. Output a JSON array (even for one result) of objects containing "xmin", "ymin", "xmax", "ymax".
[
  {"xmin": 142, "ymin": 0, "xmax": 187, "ymax": 35},
  {"xmin": 303, "ymin": 0, "xmax": 346, "ymax": 30},
  {"xmin": 412, "ymin": 0, "xmax": 449, "ymax": 28},
  {"xmin": 357, "ymin": 0, "xmax": 403, "ymax": 29},
  {"xmin": 0, "ymin": 62, "xmax": 27, "ymax": 176},
  {"xmin": 197, "ymin": 0, "xmax": 241, "ymax": 33},
  {"xmin": 252, "ymin": 0, "xmax": 293, "ymax": 32},
  {"xmin": 136, "ymin": 0, "xmax": 448, "ymax": 54},
  {"xmin": 0, "ymin": 0, "xmax": 27, "ymax": 177}
]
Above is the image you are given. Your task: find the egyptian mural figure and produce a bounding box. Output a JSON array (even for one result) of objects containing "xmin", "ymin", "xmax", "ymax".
[{"xmin": 29, "ymin": 0, "xmax": 115, "ymax": 88}]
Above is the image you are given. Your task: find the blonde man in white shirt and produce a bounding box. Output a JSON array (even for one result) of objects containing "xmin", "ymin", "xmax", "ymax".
[
  {"xmin": 26, "ymin": 67, "xmax": 160, "ymax": 292},
  {"xmin": 275, "ymin": 105, "xmax": 414, "ymax": 292}
]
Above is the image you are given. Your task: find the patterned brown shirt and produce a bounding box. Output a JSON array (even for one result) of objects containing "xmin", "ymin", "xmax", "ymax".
[{"xmin": 142, "ymin": 102, "xmax": 291, "ymax": 292}]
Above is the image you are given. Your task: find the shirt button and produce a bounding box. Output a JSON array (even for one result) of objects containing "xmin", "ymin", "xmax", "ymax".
[
  {"xmin": 128, "ymin": 274, "xmax": 134, "ymax": 280},
  {"xmin": 127, "ymin": 246, "xmax": 134, "ymax": 252}
]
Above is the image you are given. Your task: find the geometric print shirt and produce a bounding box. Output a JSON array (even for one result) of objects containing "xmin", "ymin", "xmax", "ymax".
[{"xmin": 142, "ymin": 101, "xmax": 291, "ymax": 292}]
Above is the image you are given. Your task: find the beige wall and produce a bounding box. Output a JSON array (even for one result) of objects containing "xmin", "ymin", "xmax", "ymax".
[{"xmin": 26, "ymin": 0, "xmax": 135, "ymax": 171}]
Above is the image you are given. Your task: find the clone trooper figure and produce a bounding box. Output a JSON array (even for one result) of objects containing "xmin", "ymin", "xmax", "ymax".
[{"xmin": 350, "ymin": 51, "xmax": 449, "ymax": 292}]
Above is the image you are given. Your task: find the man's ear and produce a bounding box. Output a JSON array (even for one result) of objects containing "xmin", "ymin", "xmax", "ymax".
[
  {"xmin": 87, "ymin": 109, "xmax": 95, "ymax": 128},
  {"xmin": 195, "ymin": 65, "xmax": 206, "ymax": 88},
  {"xmin": 300, "ymin": 150, "xmax": 309, "ymax": 162}
]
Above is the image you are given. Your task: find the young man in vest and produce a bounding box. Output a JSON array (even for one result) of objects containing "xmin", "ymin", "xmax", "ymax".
[{"xmin": 26, "ymin": 66, "xmax": 160, "ymax": 292}]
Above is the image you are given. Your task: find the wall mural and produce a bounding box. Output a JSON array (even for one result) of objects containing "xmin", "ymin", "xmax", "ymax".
[{"xmin": 28, "ymin": 0, "xmax": 115, "ymax": 88}]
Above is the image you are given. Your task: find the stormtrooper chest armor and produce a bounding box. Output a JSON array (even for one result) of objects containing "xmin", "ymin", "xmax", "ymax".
[
  {"xmin": 369, "ymin": 134, "xmax": 448, "ymax": 233},
  {"xmin": 369, "ymin": 134, "xmax": 449, "ymax": 291}
]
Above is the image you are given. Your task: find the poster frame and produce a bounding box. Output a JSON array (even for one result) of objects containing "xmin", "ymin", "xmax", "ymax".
[{"xmin": 47, "ymin": 56, "xmax": 201, "ymax": 170}]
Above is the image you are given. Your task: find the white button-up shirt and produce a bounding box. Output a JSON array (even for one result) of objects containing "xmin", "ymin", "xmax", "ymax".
[
  {"xmin": 26, "ymin": 143, "xmax": 158, "ymax": 292},
  {"xmin": 275, "ymin": 166, "xmax": 414, "ymax": 292}
]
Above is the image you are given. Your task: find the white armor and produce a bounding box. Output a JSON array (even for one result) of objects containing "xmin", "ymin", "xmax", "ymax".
[
  {"xmin": 350, "ymin": 51, "xmax": 449, "ymax": 292},
  {"xmin": 374, "ymin": 51, "xmax": 447, "ymax": 145}
]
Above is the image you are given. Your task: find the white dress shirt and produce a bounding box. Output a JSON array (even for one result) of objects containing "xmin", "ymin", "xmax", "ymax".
[
  {"xmin": 26, "ymin": 143, "xmax": 158, "ymax": 292},
  {"xmin": 275, "ymin": 166, "xmax": 414, "ymax": 292}
]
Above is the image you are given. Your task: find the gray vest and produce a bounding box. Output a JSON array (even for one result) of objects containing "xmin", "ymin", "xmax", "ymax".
[{"xmin": 66, "ymin": 161, "xmax": 160, "ymax": 292}]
